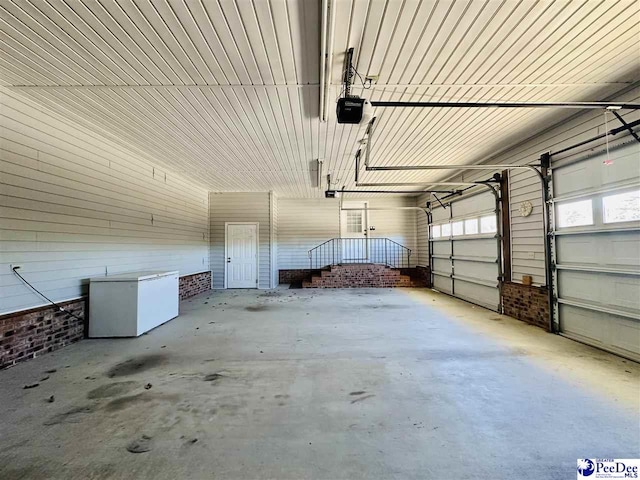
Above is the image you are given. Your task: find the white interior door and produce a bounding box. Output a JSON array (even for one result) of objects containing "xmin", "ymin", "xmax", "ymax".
[
  {"xmin": 340, "ymin": 201, "xmax": 369, "ymax": 262},
  {"xmin": 226, "ymin": 224, "xmax": 258, "ymax": 288}
]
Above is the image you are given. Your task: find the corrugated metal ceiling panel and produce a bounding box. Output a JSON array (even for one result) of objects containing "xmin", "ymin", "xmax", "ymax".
[{"xmin": 0, "ymin": 0, "xmax": 637, "ymax": 196}]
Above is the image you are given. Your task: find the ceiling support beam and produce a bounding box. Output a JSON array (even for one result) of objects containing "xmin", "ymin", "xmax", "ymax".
[
  {"xmin": 336, "ymin": 189, "xmax": 461, "ymax": 194},
  {"xmin": 7, "ymin": 84, "xmax": 319, "ymax": 90},
  {"xmin": 339, "ymin": 206, "xmax": 431, "ymax": 211},
  {"xmin": 365, "ymin": 82, "xmax": 635, "ymax": 89},
  {"xmin": 364, "ymin": 164, "xmax": 540, "ymax": 171},
  {"xmin": 319, "ymin": 0, "xmax": 328, "ymax": 122},
  {"xmin": 319, "ymin": 0, "xmax": 336, "ymax": 122},
  {"xmin": 370, "ymin": 101, "xmax": 640, "ymax": 109},
  {"xmin": 354, "ymin": 181, "xmax": 498, "ymax": 187}
]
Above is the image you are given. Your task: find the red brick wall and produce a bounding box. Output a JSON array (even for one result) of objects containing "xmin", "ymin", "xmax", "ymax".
[
  {"xmin": 1, "ymin": 271, "xmax": 211, "ymax": 369},
  {"xmin": 402, "ymin": 266, "xmax": 431, "ymax": 288},
  {"xmin": 502, "ymin": 282, "xmax": 550, "ymax": 330},
  {"xmin": 0, "ymin": 299, "xmax": 86, "ymax": 370},
  {"xmin": 179, "ymin": 271, "xmax": 212, "ymax": 300},
  {"xmin": 283, "ymin": 266, "xmax": 430, "ymax": 288},
  {"xmin": 279, "ymin": 269, "xmax": 320, "ymax": 284},
  {"xmin": 303, "ymin": 264, "xmax": 428, "ymax": 288}
]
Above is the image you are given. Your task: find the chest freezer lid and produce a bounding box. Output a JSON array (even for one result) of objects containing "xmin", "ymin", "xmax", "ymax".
[{"xmin": 90, "ymin": 271, "xmax": 179, "ymax": 282}]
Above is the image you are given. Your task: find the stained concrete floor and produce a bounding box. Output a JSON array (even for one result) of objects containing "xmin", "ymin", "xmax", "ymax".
[{"xmin": 1, "ymin": 288, "xmax": 638, "ymax": 480}]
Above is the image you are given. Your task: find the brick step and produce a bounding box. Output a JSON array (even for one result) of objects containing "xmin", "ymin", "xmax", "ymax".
[{"xmin": 302, "ymin": 263, "xmax": 426, "ymax": 289}]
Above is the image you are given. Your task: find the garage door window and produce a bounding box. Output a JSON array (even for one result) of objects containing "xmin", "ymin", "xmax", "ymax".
[
  {"xmin": 452, "ymin": 221, "xmax": 464, "ymax": 236},
  {"xmin": 431, "ymin": 225, "xmax": 441, "ymax": 238},
  {"xmin": 441, "ymin": 223, "xmax": 451, "ymax": 237},
  {"xmin": 603, "ymin": 190, "xmax": 640, "ymax": 224},
  {"xmin": 480, "ymin": 215, "xmax": 497, "ymax": 233},
  {"xmin": 464, "ymin": 218, "xmax": 478, "ymax": 235},
  {"xmin": 556, "ymin": 199, "xmax": 593, "ymax": 228}
]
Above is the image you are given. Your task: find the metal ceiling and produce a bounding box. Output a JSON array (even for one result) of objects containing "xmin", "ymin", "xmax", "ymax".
[{"xmin": 1, "ymin": 0, "xmax": 638, "ymax": 197}]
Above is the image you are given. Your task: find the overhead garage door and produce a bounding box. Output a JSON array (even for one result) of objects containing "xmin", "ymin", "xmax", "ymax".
[
  {"xmin": 429, "ymin": 190, "xmax": 501, "ymax": 311},
  {"xmin": 552, "ymin": 142, "xmax": 640, "ymax": 362}
]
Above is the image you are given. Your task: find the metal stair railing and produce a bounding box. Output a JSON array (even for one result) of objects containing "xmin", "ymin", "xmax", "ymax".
[{"xmin": 308, "ymin": 238, "xmax": 411, "ymax": 270}]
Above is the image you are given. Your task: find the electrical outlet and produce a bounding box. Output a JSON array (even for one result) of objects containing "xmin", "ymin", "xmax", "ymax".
[{"xmin": 10, "ymin": 264, "xmax": 22, "ymax": 271}]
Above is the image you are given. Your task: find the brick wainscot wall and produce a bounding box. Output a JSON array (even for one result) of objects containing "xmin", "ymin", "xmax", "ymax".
[
  {"xmin": 502, "ymin": 282, "xmax": 550, "ymax": 331},
  {"xmin": 179, "ymin": 271, "xmax": 212, "ymax": 300},
  {"xmin": 1, "ymin": 271, "xmax": 212, "ymax": 369},
  {"xmin": 0, "ymin": 299, "xmax": 86, "ymax": 370}
]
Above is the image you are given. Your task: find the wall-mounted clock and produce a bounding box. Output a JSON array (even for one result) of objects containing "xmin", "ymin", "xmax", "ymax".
[{"xmin": 519, "ymin": 201, "xmax": 533, "ymax": 217}]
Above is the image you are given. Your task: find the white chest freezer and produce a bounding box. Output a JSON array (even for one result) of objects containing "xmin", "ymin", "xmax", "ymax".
[{"xmin": 89, "ymin": 271, "xmax": 179, "ymax": 337}]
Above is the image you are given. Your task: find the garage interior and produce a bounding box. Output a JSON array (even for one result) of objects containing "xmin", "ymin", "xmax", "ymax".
[{"xmin": 1, "ymin": 1, "xmax": 639, "ymax": 479}]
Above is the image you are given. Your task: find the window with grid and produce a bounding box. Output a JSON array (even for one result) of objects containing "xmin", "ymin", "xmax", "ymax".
[{"xmin": 346, "ymin": 211, "xmax": 363, "ymax": 234}]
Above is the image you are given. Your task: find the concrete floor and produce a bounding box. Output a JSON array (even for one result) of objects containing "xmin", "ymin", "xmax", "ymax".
[{"xmin": 1, "ymin": 288, "xmax": 638, "ymax": 480}]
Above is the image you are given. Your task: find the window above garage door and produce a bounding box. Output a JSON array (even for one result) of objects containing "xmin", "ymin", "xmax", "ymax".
[{"xmin": 552, "ymin": 142, "xmax": 640, "ymax": 362}]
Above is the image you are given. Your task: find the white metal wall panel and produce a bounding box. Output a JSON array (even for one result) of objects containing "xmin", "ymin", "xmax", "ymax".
[
  {"xmin": 433, "ymin": 276, "xmax": 452, "ymax": 295},
  {"xmin": 277, "ymin": 197, "xmax": 419, "ymax": 270},
  {"xmin": 453, "ymin": 238, "xmax": 497, "ymax": 259},
  {"xmin": 431, "ymin": 243, "xmax": 451, "ymax": 257},
  {"xmin": 451, "ymin": 193, "xmax": 495, "ymax": 217},
  {"xmin": 552, "ymin": 142, "xmax": 640, "ymax": 361},
  {"xmin": 509, "ymin": 168, "xmax": 546, "ymax": 284},
  {"xmin": 557, "ymin": 270, "xmax": 640, "ymax": 312},
  {"xmin": 556, "ymin": 232, "xmax": 640, "ymax": 270},
  {"xmin": 559, "ymin": 305, "xmax": 640, "ymax": 361},
  {"xmin": 0, "ymin": 89, "xmax": 210, "ymax": 314},
  {"xmin": 454, "ymin": 281, "xmax": 499, "ymax": 310},
  {"xmin": 553, "ymin": 144, "xmax": 640, "ymax": 196},
  {"xmin": 277, "ymin": 198, "xmax": 340, "ymax": 271},
  {"xmin": 366, "ymin": 197, "xmax": 418, "ymax": 267},
  {"xmin": 209, "ymin": 192, "xmax": 271, "ymax": 289},
  {"xmin": 431, "ymin": 205, "xmax": 450, "ymax": 223},
  {"xmin": 454, "ymin": 259, "xmax": 499, "ymax": 282},
  {"xmin": 415, "ymin": 193, "xmax": 430, "ymax": 267}
]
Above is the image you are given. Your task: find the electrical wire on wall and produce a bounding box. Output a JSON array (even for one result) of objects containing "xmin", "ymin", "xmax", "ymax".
[
  {"xmin": 11, "ymin": 267, "xmax": 84, "ymax": 322},
  {"xmin": 336, "ymin": 61, "xmax": 372, "ymax": 101}
]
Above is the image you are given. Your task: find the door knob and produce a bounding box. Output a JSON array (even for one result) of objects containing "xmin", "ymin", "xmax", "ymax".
[{"xmin": 227, "ymin": 258, "xmax": 231, "ymax": 263}]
